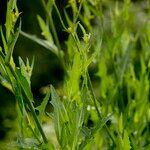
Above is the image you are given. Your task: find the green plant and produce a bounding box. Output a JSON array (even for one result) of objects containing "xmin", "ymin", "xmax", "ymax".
[
  {"xmin": 0, "ymin": 0, "xmax": 150, "ymax": 149},
  {"xmin": 0, "ymin": 0, "xmax": 48, "ymax": 147}
]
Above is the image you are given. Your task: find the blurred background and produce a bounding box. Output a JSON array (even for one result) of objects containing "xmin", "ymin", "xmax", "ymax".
[{"xmin": 0, "ymin": 0, "xmax": 149, "ymax": 144}]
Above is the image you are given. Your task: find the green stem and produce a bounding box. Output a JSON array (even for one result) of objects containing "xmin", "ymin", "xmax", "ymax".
[
  {"xmin": 6, "ymin": 63, "xmax": 48, "ymax": 143},
  {"xmin": 25, "ymin": 97, "xmax": 48, "ymax": 143},
  {"xmin": 26, "ymin": 110, "xmax": 41, "ymax": 143},
  {"xmin": 87, "ymin": 72, "xmax": 116, "ymax": 146},
  {"xmin": 53, "ymin": 3, "xmax": 67, "ymax": 30},
  {"xmin": 40, "ymin": 0, "xmax": 67, "ymax": 77},
  {"xmin": 73, "ymin": 0, "xmax": 84, "ymax": 23},
  {"xmin": 40, "ymin": 0, "xmax": 61, "ymax": 50}
]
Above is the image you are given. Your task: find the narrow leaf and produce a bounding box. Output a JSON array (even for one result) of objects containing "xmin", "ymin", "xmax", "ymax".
[
  {"xmin": 37, "ymin": 86, "xmax": 51, "ymax": 120},
  {"xmin": 5, "ymin": 21, "xmax": 21, "ymax": 64},
  {"xmin": 5, "ymin": 0, "xmax": 19, "ymax": 40},
  {"xmin": 16, "ymin": 68, "xmax": 34, "ymax": 103},
  {"xmin": 37, "ymin": 15, "xmax": 54, "ymax": 43},
  {"xmin": 0, "ymin": 26, "xmax": 8, "ymax": 53},
  {"xmin": 123, "ymin": 130, "xmax": 131, "ymax": 150},
  {"xmin": 20, "ymin": 31, "xmax": 59, "ymax": 56},
  {"xmin": 50, "ymin": 85, "xmax": 69, "ymax": 142}
]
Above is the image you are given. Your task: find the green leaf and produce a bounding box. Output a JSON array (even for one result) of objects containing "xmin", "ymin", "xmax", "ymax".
[
  {"xmin": 19, "ymin": 57, "xmax": 34, "ymax": 85},
  {"xmin": 5, "ymin": 0, "xmax": 19, "ymax": 41},
  {"xmin": 79, "ymin": 84, "xmax": 90, "ymax": 127},
  {"xmin": 78, "ymin": 23, "xmax": 90, "ymax": 43},
  {"xmin": 37, "ymin": 86, "xmax": 51, "ymax": 120},
  {"xmin": 64, "ymin": 9, "xmax": 73, "ymax": 30},
  {"xmin": 0, "ymin": 53, "xmax": 7, "ymax": 77},
  {"xmin": 118, "ymin": 113, "xmax": 123, "ymax": 134},
  {"xmin": 5, "ymin": 21, "xmax": 21, "ymax": 64},
  {"xmin": 92, "ymin": 114, "xmax": 112, "ymax": 135},
  {"xmin": 117, "ymin": 132, "xmax": 124, "ymax": 150},
  {"xmin": 66, "ymin": 53, "xmax": 82, "ymax": 101},
  {"xmin": 16, "ymin": 68, "xmax": 34, "ymax": 103},
  {"xmin": 0, "ymin": 74, "xmax": 13, "ymax": 92},
  {"xmin": 10, "ymin": 138, "xmax": 39, "ymax": 149},
  {"xmin": 39, "ymin": 142, "xmax": 55, "ymax": 150},
  {"xmin": 123, "ymin": 130, "xmax": 131, "ymax": 150},
  {"xmin": 50, "ymin": 85, "xmax": 69, "ymax": 143},
  {"xmin": 46, "ymin": 0, "xmax": 55, "ymax": 11},
  {"xmin": 13, "ymin": 83, "xmax": 24, "ymax": 114},
  {"xmin": 0, "ymin": 26, "xmax": 8, "ymax": 53},
  {"xmin": 37, "ymin": 15, "xmax": 54, "ymax": 43},
  {"xmin": 20, "ymin": 31, "xmax": 59, "ymax": 56},
  {"xmin": 79, "ymin": 114, "xmax": 112, "ymax": 149},
  {"xmin": 117, "ymin": 129, "xmax": 131, "ymax": 150}
]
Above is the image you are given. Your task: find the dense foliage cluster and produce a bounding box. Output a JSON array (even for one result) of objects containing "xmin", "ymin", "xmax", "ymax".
[{"xmin": 0, "ymin": 0, "xmax": 150, "ymax": 149}]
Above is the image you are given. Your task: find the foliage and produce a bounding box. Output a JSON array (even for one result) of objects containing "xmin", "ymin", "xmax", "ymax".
[{"xmin": 0, "ymin": 0, "xmax": 150, "ymax": 149}]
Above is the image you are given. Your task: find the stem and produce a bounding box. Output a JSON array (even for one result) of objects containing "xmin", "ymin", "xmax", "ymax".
[
  {"xmin": 40, "ymin": 0, "xmax": 67, "ymax": 77},
  {"xmin": 6, "ymin": 63, "xmax": 48, "ymax": 143},
  {"xmin": 73, "ymin": 0, "xmax": 84, "ymax": 23},
  {"xmin": 25, "ymin": 97, "xmax": 48, "ymax": 143},
  {"xmin": 87, "ymin": 72, "xmax": 116, "ymax": 146},
  {"xmin": 26, "ymin": 110, "xmax": 41, "ymax": 143},
  {"xmin": 40, "ymin": 0, "xmax": 61, "ymax": 50},
  {"xmin": 53, "ymin": 3, "xmax": 67, "ymax": 30}
]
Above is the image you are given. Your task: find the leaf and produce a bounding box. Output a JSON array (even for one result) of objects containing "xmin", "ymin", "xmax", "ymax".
[
  {"xmin": 79, "ymin": 84, "xmax": 90, "ymax": 127},
  {"xmin": 39, "ymin": 142, "xmax": 55, "ymax": 150},
  {"xmin": 67, "ymin": 53, "xmax": 82, "ymax": 101},
  {"xmin": 5, "ymin": 20, "xmax": 21, "ymax": 65},
  {"xmin": 81, "ymin": 126, "xmax": 92, "ymax": 140},
  {"xmin": 118, "ymin": 113, "xmax": 123, "ymax": 134},
  {"xmin": 64, "ymin": 9, "xmax": 73, "ymax": 30},
  {"xmin": 37, "ymin": 15, "xmax": 54, "ymax": 43},
  {"xmin": 50, "ymin": 85, "xmax": 69, "ymax": 143},
  {"xmin": 0, "ymin": 26, "xmax": 8, "ymax": 53},
  {"xmin": 19, "ymin": 56, "xmax": 34, "ymax": 85},
  {"xmin": 84, "ymin": 39, "xmax": 101, "ymax": 70},
  {"xmin": 117, "ymin": 132, "xmax": 124, "ymax": 150},
  {"xmin": 79, "ymin": 23, "xmax": 90, "ymax": 43},
  {"xmin": 37, "ymin": 86, "xmax": 51, "ymax": 120},
  {"xmin": 5, "ymin": 0, "xmax": 19, "ymax": 41},
  {"xmin": 46, "ymin": 0, "xmax": 55, "ymax": 11},
  {"xmin": 20, "ymin": 31, "xmax": 59, "ymax": 56},
  {"xmin": 16, "ymin": 68, "xmax": 34, "ymax": 103},
  {"xmin": 0, "ymin": 75, "xmax": 13, "ymax": 92},
  {"xmin": 79, "ymin": 114, "xmax": 112, "ymax": 149},
  {"xmin": 5, "ymin": 0, "xmax": 15, "ymax": 40},
  {"xmin": 123, "ymin": 130, "xmax": 131, "ymax": 150},
  {"xmin": 10, "ymin": 138, "xmax": 39, "ymax": 149},
  {"xmin": 0, "ymin": 53, "xmax": 7, "ymax": 78},
  {"xmin": 13, "ymin": 83, "xmax": 24, "ymax": 114},
  {"xmin": 92, "ymin": 114, "xmax": 112, "ymax": 134}
]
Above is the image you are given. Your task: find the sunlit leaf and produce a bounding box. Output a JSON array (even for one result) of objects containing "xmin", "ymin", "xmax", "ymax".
[
  {"xmin": 37, "ymin": 15, "xmax": 54, "ymax": 43},
  {"xmin": 123, "ymin": 130, "xmax": 131, "ymax": 150},
  {"xmin": 5, "ymin": 0, "xmax": 19, "ymax": 41}
]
